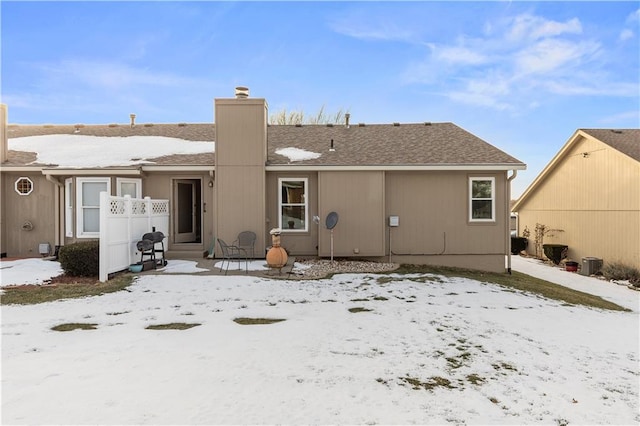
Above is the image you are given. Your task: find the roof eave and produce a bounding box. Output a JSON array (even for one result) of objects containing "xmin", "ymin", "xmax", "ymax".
[
  {"xmin": 140, "ymin": 165, "xmax": 215, "ymax": 172},
  {"xmin": 512, "ymin": 129, "xmax": 586, "ymax": 211},
  {"xmin": 41, "ymin": 167, "xmax": 143, "ymax": 176},
  {"xmin": 266, "ymin": 163, "xmax": 526, "ymax": 172}
]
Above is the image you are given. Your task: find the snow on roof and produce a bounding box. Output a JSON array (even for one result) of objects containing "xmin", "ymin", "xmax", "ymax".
[
  {"xmin": 8, "ymin": 135, "xmax": 214, "ymax": 168},
  {"xmin": 274, "ymin": 147, "xmax": 321, "ymax": 162}
]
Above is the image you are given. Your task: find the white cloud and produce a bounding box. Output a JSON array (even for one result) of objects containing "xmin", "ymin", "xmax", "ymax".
[
  {"xmin": 447, "ymin": 90, "xmax": 512, "ymax": 111},
  {"xmin": 515, "ymin": 39, "xmax": 601, "ymax": 75},
  {"xmin": 506, "ymin": 14, "xmax": 582, "ymax": 42},
  {"xmin": 619, "ymin": 29, "xmax": 634, "ymax": 41},
  {"xmin": 434, "ymin": 46, "xmax": 488, "ymax": 65},
  {"xmin": 626, "ymin": 8, "xmax": 640, "ymax": 23},
  {"xmin": 328, "ymin": 16, "xmax": 416, "ymax": 43},
  {"xmin": 542, "ymin": 80, "xmax": 640, "ymax": 97},
  {"xmin": 599, "ymin": 110, "xmax": 640, "ymax": 125},
  {"xmin": 401, "ymin": 9, "xmax": 632, "ymax": 112},
  {"xmin": 39, "ymin": 60, "xmax": 201, "ymax": 90}
]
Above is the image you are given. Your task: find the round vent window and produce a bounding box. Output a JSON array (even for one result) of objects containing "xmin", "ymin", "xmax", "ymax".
[{"xmin": 15, "ymin": 177, "xmax": 34, "ymax": 196}]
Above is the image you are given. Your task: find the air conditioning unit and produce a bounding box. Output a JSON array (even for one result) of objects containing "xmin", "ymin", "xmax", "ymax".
[{"xmin": 580, "ymin": 257, "xmax": 603, "ymax": 276}]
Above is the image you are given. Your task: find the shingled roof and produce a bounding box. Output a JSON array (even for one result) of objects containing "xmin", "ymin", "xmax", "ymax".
[
  {"xmin": 5, "ymin": 121, "xmax": 524, "ymax": 169},
  {"xmin": 581, "ymin": 129, "xmax": 640, "ymax": 162},
  {"xmin": 267, "ymin": 123, "xmax": 523, "ymax": 167},
  {"xmin": 5, "ymin": 123, "xmax": 215, "ymax": 167}
]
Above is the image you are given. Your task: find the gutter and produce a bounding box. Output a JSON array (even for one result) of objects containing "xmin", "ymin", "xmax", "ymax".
[
  {"xmin": 506, "ymin": 170, "xmax": 518, "ymax": 274},
  {"xmin": 42, "ymin": 167, "xmax": 143, "ymax": 176},
  {"xmin": 266, "ymin": 164, "xmax": 527, "ymax": 172}
]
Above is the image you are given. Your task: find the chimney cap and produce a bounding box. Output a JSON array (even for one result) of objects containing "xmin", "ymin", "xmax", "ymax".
[{"xmin": 235, "ymin": 86, "xmax": 249, "ymax": 98}]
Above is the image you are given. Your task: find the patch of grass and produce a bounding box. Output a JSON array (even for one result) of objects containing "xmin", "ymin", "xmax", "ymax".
[
  {"xmin": 466, "ymin": 373, "xmax": 485, "ymax": 385},
  {"xmin": 372, "ymin": 296, "xmax": 388, "ymax": 301},
  {"xmin": 233, "ymin": 317, "xmax": 286, "ymax": 325},
  {"xmin": 1, "ymin": 274, "xmax": 134, "ymax": 306},
  {"xmin": 348, "ymin": 307, "xmax": 373, "ymax": 313},
  {"xmin": 350, "ymin": 298, "xmax": 370, "ymax": 302},
  {"xmin": 407, "ymin": 275, "xmax": 443, "ymax": 283},
  {"xmin": 492, "ymin": 361, "xmax": 518, "ymax": 373},
  {"xmin": 446, "ymin": 352, "xmax": 471, "ymax": 369},
  {"xmin": 51, "ymin": 323, "xmax": 98, "ymax": 332},
  {"xmin": 387, "ymin": 264, "xmax": 629, "ymax": 311},
  {"xmin": 401, "ymin": 376, "xmax": 455, "ymax": 391},
  {"xmin": 145, "ymin": 322, "xmax": 201, "ymax": 330},
  {"xmin": 375, "ymin": 276, "xmax": 396, "ymax": 285}
]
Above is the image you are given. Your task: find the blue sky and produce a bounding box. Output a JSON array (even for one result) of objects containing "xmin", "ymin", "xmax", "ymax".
[{"xmin": 1, "ymin": 1, "xmax": 639, "ymax": 197}]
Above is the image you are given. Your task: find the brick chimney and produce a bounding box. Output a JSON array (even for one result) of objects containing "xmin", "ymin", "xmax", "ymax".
[{"xmin": 0, "ymin": 104, "xmax": 8, "ymax": 163}]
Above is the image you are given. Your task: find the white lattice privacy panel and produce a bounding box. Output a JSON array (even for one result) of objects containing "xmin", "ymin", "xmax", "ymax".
[{"xmin": 99, "ymin": 193, "xmax": 170, "ymax": 282}]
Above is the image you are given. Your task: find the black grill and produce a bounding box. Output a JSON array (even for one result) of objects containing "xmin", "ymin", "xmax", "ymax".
[{"xmin": 136, "ymin": 231, "xmax": 167, "ymax": 267}]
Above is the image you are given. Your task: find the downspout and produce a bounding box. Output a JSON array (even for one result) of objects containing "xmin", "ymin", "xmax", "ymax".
[
  {"xmin": 45, "ymin": 174, "xmax": 64, "ymax": 253},
  {"xmin": 506, "ymin": 170, "xmax": 518, "ymax": 274}
]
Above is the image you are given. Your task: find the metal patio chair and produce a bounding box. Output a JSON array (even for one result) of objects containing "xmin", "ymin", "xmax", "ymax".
[
  {"xmin": 234, "ymin": 231, "xmax": 257, "ymax": 259},
  {"xmin": 217, "ymin": 238, "xmax": 248, "ymax": 275}
]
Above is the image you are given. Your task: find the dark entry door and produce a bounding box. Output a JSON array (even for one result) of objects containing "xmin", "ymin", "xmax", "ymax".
[{"xmin": 173, "ymin": 179, "xmax": 201, "ymax": 243}]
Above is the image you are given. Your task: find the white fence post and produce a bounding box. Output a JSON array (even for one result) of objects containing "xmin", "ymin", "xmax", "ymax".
[
  {"xmin": 124, "ymin": 195, "xmax": 132, "ymax": 267},
  {"xmin": 99, "ymin": 192, "xmax": 109, "ymax": 282}
]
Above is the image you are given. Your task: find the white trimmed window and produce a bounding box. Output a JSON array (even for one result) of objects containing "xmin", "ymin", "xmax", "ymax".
[
  {"xmin": 469, "ymin": 177, "xmax": 495, "ymax": 222},
  {"xmin": 116, "ymin": 178, "xmax": 142, "ymax": 198},
  {"xmin": 65, "ymin": 178, "xmax": 73, "ymax": 237},
  {"xmin": 14, "ymin": 177, "xmax": 34, "ymax": 195},
  {"xmin": 278, "ymin": 178, "xmax": 308, "ymax": 232},
  {"xmin": 76, "ymin": 177, "xmax": 110, "ymax": 237}
]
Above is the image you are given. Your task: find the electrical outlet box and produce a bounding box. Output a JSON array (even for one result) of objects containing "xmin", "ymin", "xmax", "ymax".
[{"xmin": 389, "ymin": 216, "xmax": 399, "ymax": 227}]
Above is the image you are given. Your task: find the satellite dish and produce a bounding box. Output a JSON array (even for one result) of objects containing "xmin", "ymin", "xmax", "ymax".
[{"xmin": 325, "ymin": 211, "xmax": 339, "ymax": 230}]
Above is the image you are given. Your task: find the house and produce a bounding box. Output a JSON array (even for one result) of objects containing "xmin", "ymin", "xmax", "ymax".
[
  {"xmin": 0, "ymin": 88, "xmax": 526, "ymax": 273},
  {"xmin": 512, "ymin": 128, "xmax": 640, "ymax": 270}
]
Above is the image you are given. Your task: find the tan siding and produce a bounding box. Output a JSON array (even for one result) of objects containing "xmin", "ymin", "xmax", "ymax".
[
  {"xmin": 318, "ymin": 171, "xmax": 385, "ymax": 257},
  {"xmin": 266, "ymin": 172, "xmax": 319, "ymax": 255},
  {"xmin": 215, "ymin": 166, "xmax": 265, "ymax": 254},
  {"xmin": 518, "ymin": 210, "xmax": 639, "ymax": 269},
  {"xmin": 214, "ymin": 97, "xmax": 268, "ymax": 256},
  {"xmin": 143, "ymin": 172, "xmax": 213, "ymax": 254},
  {"xmin": 516, "ymin": 136, "xmax": 640, "ymax": 269},
  {"xmin": 521, "ymin": 137, "xmax": 638, "ymax": 211},
  {"xmin": 1, "ymin": 172, "xmax": 56, "ymax": 257},
  {"xmin": 385, "ymin": 171, "xmax": 507, "ymax": 256},
  {"xmin": 214, "ymin": 99, "xmax": 267, "ymax": 167}
]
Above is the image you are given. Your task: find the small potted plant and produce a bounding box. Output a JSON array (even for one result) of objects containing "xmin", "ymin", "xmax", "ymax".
[{"xmin": 565, "ymin": 260, "xmax": 579, "ymax": 272}]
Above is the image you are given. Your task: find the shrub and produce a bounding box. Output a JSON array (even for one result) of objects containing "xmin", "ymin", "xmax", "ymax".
[
  {"xmin": 58, "ymin": 240, "xmax": 100, "ymax": 277},
  {"xmin": 601, "ymin": 262, "xmax": 640, "ymax": 287},
  {"xmin": 511, "ymin": 237, "xmax": 528, "ymax": 254},
  {"xmin": 542, "ymin": 244, "xmax": 568, "ymax": 265},
  {"xmin": 533, "ymin": 223, "xmax": 564, "ymax": 259}
]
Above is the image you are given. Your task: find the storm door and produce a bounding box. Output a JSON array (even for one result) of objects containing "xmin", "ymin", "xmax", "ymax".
[{"xmin": 173, "ymin": 179, "xmax": 202, "ymax": 243}]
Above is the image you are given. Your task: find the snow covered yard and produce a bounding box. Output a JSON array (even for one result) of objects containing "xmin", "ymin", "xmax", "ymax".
[{"xmin": 2, "ymin": 263, "xmax": 639, "ymax": 425}]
